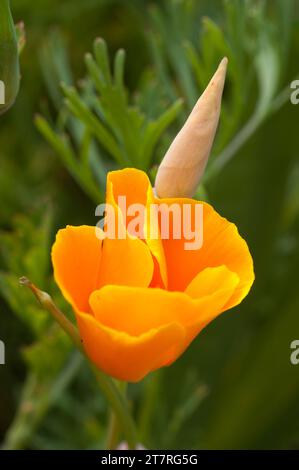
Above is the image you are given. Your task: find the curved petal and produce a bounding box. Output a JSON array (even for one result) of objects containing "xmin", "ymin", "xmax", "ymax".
[
  {"xmin": 52, "ymin": 223, "xmax": 154, "ymax": 314},
  {"xmin": 158, "ymin": 198, "xmax": 254, "ymax": 308},
  {"xmin": 76, "ymin": 310, "xmax": 185, "ymax": 382},
  {"xmin": 98, "ymin": 236, "xmax": 154, "ymax": 289},
  {"xmin": 185, "ymin": 265, "xmax": 240, "ymax": 299},
  {"xmin": 89, "ymin": 267, "xmax": 238, "ymax": 334},
  {"xmin": 89, "ymin": 285, "xmax": 194, "ymax": 336},
  {"xmin": 52, "ymin": 225, "xmax": 103, "ymax": 312},
  {"xmin": 106, "ymin": 168, "xmax": 167, "ymax": 287},
  {"xmin": 88, "ymin": 265, "xmax": 238, "ymax": 363},
  {"xmin": 106, "ymin": 168, "xmax": 150, "ymax": 213}
]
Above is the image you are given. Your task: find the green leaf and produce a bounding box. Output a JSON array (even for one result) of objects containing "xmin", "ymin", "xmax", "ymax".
[
  {"xmin": 142, "ymin": 98, "xmax": 183, "ymax": 167},
  {"xmin": 94, "ymin": 37, "xmax": 112, "ymax": 85}
]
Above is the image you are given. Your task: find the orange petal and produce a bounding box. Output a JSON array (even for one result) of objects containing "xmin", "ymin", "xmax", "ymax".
[
  {"xmin": 90, "ymin": 267, "xmax": 238, "ymax": 335},
  {"xmin": 183, "ymin": 266, "xmax": 240, "ymax": 343},
  {"xmin": 98, "ymin": 236, "xmax": 154, "ymax": 289},
  {"xmin": 106, "ymin": 168, "xmax": 149, "ymax": 215},
  {"xmin": 106, "ymin": 168, "xmax": 167, "ymax": 287},
  {"xmin": 185, "ymin": 265, "xmax": 239, "ymax": 299},
  {"xmin": 87, "ymin": 266, "xmax": 238, "ymax": 376},
  {"xmin": 76, "ymin": 310, "xmax": 185, "ymax": 382},
  {"xmin": 159, "ymin": 198, "xmax": 254, "ymax": 308},
  {"xmin": 52, "ymin": 225, "xmax": 103, "ymax": 312},
  {"xmin": 89, "ymin": 285, "xmax": 193, "ymax": 336}
]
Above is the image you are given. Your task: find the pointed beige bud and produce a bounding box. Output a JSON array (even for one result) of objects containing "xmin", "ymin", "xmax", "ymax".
[{"xmin": 155, "ymin": 57, "xmax": 228, "ymax": 198}]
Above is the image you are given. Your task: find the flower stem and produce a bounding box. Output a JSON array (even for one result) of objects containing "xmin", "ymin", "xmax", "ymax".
[
  {"xmin": 20, "ymin": 277, "xmax": 138, "ymax": 449},
  {"xmin": 19, "ymin": 277, "xmax": 82, "ymax": 351},
  {"xmin": 106, "ymin": 410, "xmax": 120, "ymax": 450},
  {"xmin": 94, "ymin": 372, "xmax": 137, "ymax": 449},
  {"xmin": 105, "ymin": 381, "xmax": 128, "ymax": 449}
]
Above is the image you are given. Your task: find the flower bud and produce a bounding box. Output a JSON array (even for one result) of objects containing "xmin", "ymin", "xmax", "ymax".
[
  {"xmin": 155, "ymin": 58, "xmax": 228, "ymax": 198},
  {"xmin": 0, "ymin": 0, "xmax": 20, "ymax": 114}
]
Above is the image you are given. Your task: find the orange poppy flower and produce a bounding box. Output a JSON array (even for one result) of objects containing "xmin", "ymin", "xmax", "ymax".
[{"xmin": 52, "ymin": 168, "xmax": 254, "ymax": 382}]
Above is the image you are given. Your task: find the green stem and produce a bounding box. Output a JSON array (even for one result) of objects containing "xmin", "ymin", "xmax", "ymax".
[
  {"xmin": 19, "ymin": 277, "xmax": 138, "ymax": 450},
  {"xmin": 205, "ymin": 77, "xmax": 296, "ymax": 182},
  {"xmin": 138, "ymin": 372, "xmax": 160, "ymax": 444},
  {"xmin": 106, "ymin": 381, "xmax": 127, "ymax": 449},
  {"xmin": 94, "ymin": 374, "xmax": 137, "ymax": 449},
  {"xmin": 19, "ymin": 277, "xmax": 82, "ymax": 351},
  {"xmin": 106, "ymin": 410, "xmax": 120, "ymax": 450},
  {"xmin": 205, "ymin": 111, "xmax": 263, "ymax": 179}
]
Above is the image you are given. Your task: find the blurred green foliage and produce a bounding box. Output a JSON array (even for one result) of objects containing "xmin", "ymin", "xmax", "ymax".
[
  {"xmin": 1, "ymin": 0, "xmax": 299, "ymax": 450},
  {"xmin": 0, "ymin": 0, "xmax": 21, "ymax": 115}
]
